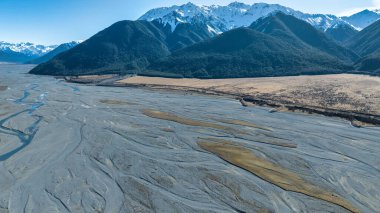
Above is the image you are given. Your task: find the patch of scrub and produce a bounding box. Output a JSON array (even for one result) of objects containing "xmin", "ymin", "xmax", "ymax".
[{"xmin": 197, "ymin": 138, "xmax": 361, "ymax": 213}]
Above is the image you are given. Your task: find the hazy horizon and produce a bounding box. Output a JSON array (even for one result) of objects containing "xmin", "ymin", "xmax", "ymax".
[{"xmin": 0, "ymin": 0, "xmax": 379, "ymax": 45}]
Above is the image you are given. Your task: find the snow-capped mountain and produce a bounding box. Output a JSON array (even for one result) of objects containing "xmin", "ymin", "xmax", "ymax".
[
  {"xmin": 0, "ymin": 41, "xmax": 82, "ymax": 63},
  {"xmin": 0, "ymin": 42, "xmax": 57, "ymax": 57},
  {"xmin": 342, "ymin": 9, "xmax": 380, "ymax": 30},
  {"xmin": 0, "ymin": 41, "xmax": 58, "ymax": 63},
  {"xmin": 139, "ymin": 2, "xmax": 352, "ymax": 33}
]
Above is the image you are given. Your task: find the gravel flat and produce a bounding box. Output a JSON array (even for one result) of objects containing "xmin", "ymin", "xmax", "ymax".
[{"xmin": 0, "ymin": 64, "xmax": 379, "ymax": 213}]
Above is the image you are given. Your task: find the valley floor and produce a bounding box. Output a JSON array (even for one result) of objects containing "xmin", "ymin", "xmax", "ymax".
[{"xmin": 2, "ymin": 65, "xmax": 380, "ymax": 212}]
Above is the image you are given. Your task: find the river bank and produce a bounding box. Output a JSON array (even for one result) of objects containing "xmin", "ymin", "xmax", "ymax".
[{"xmin": 66, "ymin": 74, "xmax": 380, "ymax": 126}]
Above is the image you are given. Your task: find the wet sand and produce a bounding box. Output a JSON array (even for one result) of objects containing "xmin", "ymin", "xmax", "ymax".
[{"xmin": 1, "ymin": 64, "xmax": 380, "ymax": 212}]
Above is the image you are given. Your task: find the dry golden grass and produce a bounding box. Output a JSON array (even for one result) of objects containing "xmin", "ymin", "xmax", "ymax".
[
  {"xmin": 118, "ymin": 75, "xmax": 380, "ymax": 115},
  {"xmin": 198, "ymin": 138, "xmax": 361, "ymax": 213}
]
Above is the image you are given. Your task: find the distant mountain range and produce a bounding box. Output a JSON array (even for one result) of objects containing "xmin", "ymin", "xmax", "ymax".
[
  {"xmin": 30, "ymin": 2, "xmax": 380, "ymax": 77},
  {"xmin": 0, "ymin": 41, "xmax": 80, "ymax": 63},
  {"xmin": 0, "ymin": 42, "xmax": 57, "ymax": 63},
  {"xmin": 139, "ymin": 2, "xmax": 379, "ymax": 32}
]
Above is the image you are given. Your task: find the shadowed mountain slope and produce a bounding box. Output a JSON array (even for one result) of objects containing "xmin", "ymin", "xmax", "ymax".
[
  {"xmin": 30, "ymin": 21, "xmax": 171, "ymax": 75},
  {"xmin": 325, "ymin": 24, "xmax": 358, "ymax": 43},
  {"xmin": 346, "ymin": 20, "xmax": 380, "ymax": 73},
  {"xmin": 354, "ymin": 51, "xmax": 380, "ymax": 74},
  {"xmin": 148, "ymin": 26, "xmax": 352, "ymax": 78},
  {"xmin": 30, "ymin": 20, "xmax": 215, "ymax": 76},
  {"xmin": 250, "ymin": 13, "xmax": 358, "ymax": 63},
  {"xmin": 346, "ymin": 19, "xmax": 380, "ymax": 56}
]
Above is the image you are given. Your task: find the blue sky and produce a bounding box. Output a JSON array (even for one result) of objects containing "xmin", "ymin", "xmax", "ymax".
[{"xmin": 0, "ymin": 0, "xmax": 379, "ymax": 45}]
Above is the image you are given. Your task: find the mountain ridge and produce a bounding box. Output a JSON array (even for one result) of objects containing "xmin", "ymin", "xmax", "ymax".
[
  {"xmin": 342, "ymin": 9, "xmax": 380, "ymax": 30},
  {"xmin": 26, "ymin": 41, "xmax": 81, "ymax": 64}
]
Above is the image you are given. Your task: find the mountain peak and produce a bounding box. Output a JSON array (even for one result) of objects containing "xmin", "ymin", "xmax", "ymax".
[
  {"xmin": 356, "ymin": 9, "xmax": 377, "ymax": 15},
  {"xmin": 342, "ymin": 9, "xmax": 380, "ymax": 30},
  {"xmin": 183, "ymin": 2, "xmax": 197, "ymax": 7},
  {"xmin": 228, "ymin": 2, "xmax": 250, "ymax": 9}
]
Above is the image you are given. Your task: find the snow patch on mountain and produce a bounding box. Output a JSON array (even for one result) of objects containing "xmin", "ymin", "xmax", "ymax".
[{"xmin": 62, "ymin": 41, "xmax": 82, "ymax": 48}]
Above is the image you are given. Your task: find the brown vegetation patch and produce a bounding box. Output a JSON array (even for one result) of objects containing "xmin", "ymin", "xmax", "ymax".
[
  {"xmin": 141, "ymin": 109, "xmax": 242, "ymax": 134},
  {"xmin": 198, "ymin": 139, "xmax": 361, "ymax": 213},
  {"xmin": 215, "ymin": 118, "xmax": 272, "ymax": 131},
  {"xmin": 99, "ymin": 99, "xmax": 136, "ymax": 105},
  {"xmin": 141, "ymin": 109, "xmax": 297, "ymax": 148},
  {"xmin": 160, "ymin": 127, "xmax": 175, "ymax": 132}
]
